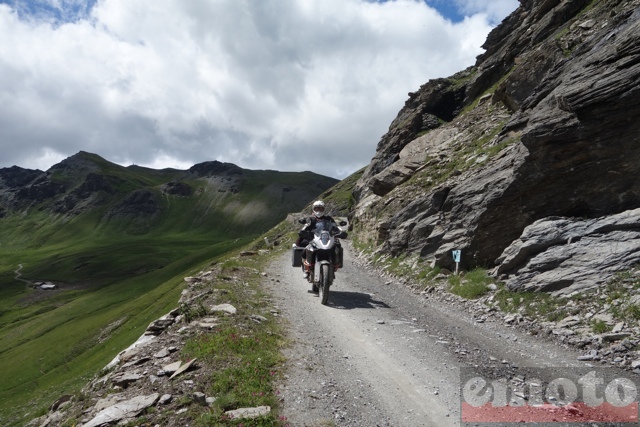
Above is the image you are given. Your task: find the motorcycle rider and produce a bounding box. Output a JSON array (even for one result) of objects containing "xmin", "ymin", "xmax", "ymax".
[{"xmin": 297, "ymin": 200, "xmax": 342, "ymax": 279}]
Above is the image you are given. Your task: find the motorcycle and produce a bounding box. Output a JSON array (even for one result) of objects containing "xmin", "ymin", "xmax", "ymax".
[{"xmin": 292, "ymin": 218, "xmax": 347, "ymax": 305}]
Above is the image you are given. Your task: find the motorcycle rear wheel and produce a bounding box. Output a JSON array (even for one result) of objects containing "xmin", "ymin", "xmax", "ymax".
[{"xmin": 319, "ymin": 264, "xmax": 330, "ymax": 305}]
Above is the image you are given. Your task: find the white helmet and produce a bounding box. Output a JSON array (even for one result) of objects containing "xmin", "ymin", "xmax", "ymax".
[{"xmin": 312, "ymin": 200, "xmax": 325, "ymax": 218}]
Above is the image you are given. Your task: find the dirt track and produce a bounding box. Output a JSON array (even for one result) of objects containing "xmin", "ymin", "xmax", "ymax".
[{"xmin": 264, "ymin": 242, "xmax": 630, "ymax": 427}]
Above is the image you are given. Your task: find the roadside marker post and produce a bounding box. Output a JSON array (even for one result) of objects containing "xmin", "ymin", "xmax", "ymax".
[{"xmin": 452, "ymin": 250, "xmax": 461, "ymax": 275}]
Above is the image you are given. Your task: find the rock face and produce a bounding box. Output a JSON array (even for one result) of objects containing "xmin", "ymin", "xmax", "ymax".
[
  {"xmin": 161, "ymin": 180, "xmax": 192, "ymax": 196},
  {"xmin": 104, "ymin": 189, "xmax": 161, "ymax": 221},
  {"xmin": 495, "ymin": 208, "xmax": 640, "ymax": 295},
  {"xmin": 352, "ymin": 0, "xmax": 640, "ymax": 293}
]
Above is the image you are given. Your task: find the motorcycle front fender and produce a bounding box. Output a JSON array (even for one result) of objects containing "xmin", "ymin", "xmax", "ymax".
[{"xmin": 314, "ymin": 260, "xmax": 331, "ymax": 283}]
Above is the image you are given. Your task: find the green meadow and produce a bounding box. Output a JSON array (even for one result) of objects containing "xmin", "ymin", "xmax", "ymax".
[{"xmin": 0, "ymin": 223, "xmax": 252, "ymax": 424}]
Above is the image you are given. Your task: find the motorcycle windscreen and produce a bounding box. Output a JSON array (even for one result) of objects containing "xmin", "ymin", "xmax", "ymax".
[{"xmin": 313, "ymin": 219, "xmax": 335, "ymax": 234}]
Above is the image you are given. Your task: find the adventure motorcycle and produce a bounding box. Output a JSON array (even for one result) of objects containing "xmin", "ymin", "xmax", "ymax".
[{"xmin": 292, "ymin": 218, "xmax": 347, "ymax": 305}]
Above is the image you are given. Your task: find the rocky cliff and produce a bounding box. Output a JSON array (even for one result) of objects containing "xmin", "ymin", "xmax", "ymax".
[{"xmin": 352, "ymin": 0, "xmax": 640, "ymax": 295}]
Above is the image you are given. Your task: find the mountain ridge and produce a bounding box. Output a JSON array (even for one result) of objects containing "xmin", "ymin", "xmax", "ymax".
[{"xmin": 0, "ymin": 151, "xmax": 338, "ymax": 239}]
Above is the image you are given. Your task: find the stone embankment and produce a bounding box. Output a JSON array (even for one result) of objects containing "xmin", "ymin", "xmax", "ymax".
[{"xmin": 28, "ymin": 256, "xmax": 274, "ymax": 427}]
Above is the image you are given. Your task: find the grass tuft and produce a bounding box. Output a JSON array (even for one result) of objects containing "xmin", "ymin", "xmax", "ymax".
[
  {"xmin": 591, "ymin": 320, "xmax": 611, "ymax": 334},
  {"xmin": 448, "ymin": 268, "xmax": 492, "ymax": 299}
]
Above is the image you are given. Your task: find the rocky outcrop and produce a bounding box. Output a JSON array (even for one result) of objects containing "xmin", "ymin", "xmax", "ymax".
[
  {"xmin": 105, "ymin": 189, "xmax": 161, "ymax": 218},
  {"xmin": 495, "ymin": 208, "xmax": 640, "ymax": 295},
  {"xmin": 53, "ymin": 173, "xmax": 118, "ymax": 214},
  {"xmin": 352, "ymin": 0, "xmax": 640, "ymax": 290},
  {"xmin": 15, "ymin": 176, "xmax": 67, "ymax": 204},
  {"xmin": 355, "ymin": 69, "xmax": 473, "ymax": 194},
  {"xmin": 0, "ymin": 165, "xmax": 42, "ymax": 189},
  {"xmin": 161, "ymin": 180, "xmax": 192, "ymax": 196}
]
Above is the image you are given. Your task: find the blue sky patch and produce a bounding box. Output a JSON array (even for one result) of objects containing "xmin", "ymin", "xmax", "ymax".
[
  {"xmin": 364, "ymin": 0, "xmax": 465, "ymax": 22},
  {"xmin": 425, "ymin": 0, "xmax": 465, "ymax": 22},
  {"xmin": 0, "ymin": 0, "xmax": 97, "ymax": 24}
]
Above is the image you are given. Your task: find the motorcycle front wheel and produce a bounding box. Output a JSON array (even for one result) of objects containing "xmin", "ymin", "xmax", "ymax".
[{"xmin": 319, "ymin": 264, "xmax": 330, "ymax": 305}]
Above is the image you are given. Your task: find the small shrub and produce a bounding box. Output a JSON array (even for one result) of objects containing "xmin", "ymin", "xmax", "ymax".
[
  {"xmin": 179, "ymin": 301, "xmax": 208, "ymax": 323},
  {"xmin": 591, "ymin": 320, "xmax": 610, "ymax": 334},
  {"xmin": 418, "ymin": 266, "xmax": 441, "ymax": 283},
  {"xmin": 448, "ymin": 274, "xmax": 461, "ymax": 288},
  {"xmin": 546, "ymin": 309, "xmax": 569, "ymax": 323},
  {"xmin": 626, "ymin": 304, "xmax": 640, "ymax": 320},
  {"xmin": 493, "ymin": 287, "xmax": 563, "ymax": 318}
]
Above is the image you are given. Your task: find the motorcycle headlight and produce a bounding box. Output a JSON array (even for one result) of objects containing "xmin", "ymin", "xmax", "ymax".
[{"xmin": 320, "ymin": 231, "xmax": 330, "ymax": 245}]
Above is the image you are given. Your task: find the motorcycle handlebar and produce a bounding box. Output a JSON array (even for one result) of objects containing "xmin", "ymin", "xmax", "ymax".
[{"xmin": 299, "ymin": 229, "xmax": 347, "ymax": 239}]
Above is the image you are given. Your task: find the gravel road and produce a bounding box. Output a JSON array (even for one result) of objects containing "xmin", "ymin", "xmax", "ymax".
[{"xmin": 264, "ymin": 242, "xmax": 634, "ymax": 427}]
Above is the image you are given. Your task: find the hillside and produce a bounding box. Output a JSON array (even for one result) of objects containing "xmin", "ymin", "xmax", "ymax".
[
  {"xmin": 351, "ymin": 0, "xmax": 640, "ymax": 296},
  {"xmin": 0, "ymin": 152, "xmax": 337, "ymax": 426}
]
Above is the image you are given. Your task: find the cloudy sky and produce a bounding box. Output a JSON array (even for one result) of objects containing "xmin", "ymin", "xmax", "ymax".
[{"xmin": 0, "ymin": 0, "xmax": 518, "ymax": 179}]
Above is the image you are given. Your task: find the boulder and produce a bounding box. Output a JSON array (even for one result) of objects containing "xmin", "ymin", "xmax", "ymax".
[
  {"xmin": 210, "ymin": 303, "xmax": 237, "ymax": 315},
  {"xmin": 112, "ymin": 373, "xmax": 143, "ymax": 388},
  {"xmin": 83, "ymin": 393, "xmax": 159, "ymax": 427},
  {"xmin": 145, "ymin": 314, "xmax": 175, "ymax": 335},
  {"xmin": 224, "ymin": 405, "xmax": 271, "ymax": 420}
]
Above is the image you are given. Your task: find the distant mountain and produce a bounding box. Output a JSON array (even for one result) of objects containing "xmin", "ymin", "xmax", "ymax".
[{"xmin": 0, "ymin": 151, "xmax": 338, "ymax": 241}]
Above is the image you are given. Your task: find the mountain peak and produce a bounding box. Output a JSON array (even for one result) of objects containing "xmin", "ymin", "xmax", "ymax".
[
  {"xmin": 188, "ymin": 160, "xmax": 243, "ymax": 178},
  {"xmin": 48, "ymin": 151, "xmax": 109, "ymax": 173}
]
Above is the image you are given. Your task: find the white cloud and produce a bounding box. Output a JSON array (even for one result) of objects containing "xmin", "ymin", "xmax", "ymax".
[{"xmin": 0, "ymin": 0, "xmax": 517, "ymax": 178}]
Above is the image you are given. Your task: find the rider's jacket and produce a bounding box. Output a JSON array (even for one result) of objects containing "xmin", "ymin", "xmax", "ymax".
[{"xmin": 297, "ymin": 215, "xmax": 338, "ymax": 246}]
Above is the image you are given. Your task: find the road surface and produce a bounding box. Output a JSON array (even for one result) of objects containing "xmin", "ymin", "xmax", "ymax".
[{"xmin": 264, "ymin": 242, "xmax": 629, "ymax": 427}]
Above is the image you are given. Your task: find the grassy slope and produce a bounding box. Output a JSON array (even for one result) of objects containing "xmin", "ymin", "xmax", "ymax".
[
  {"xmin": 0, "ymin": 231, "xmax": 251, "ymax": 424},
  {"xmin": 0, "ymin": 155, "xmax": 339, "ymax": 425}
]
